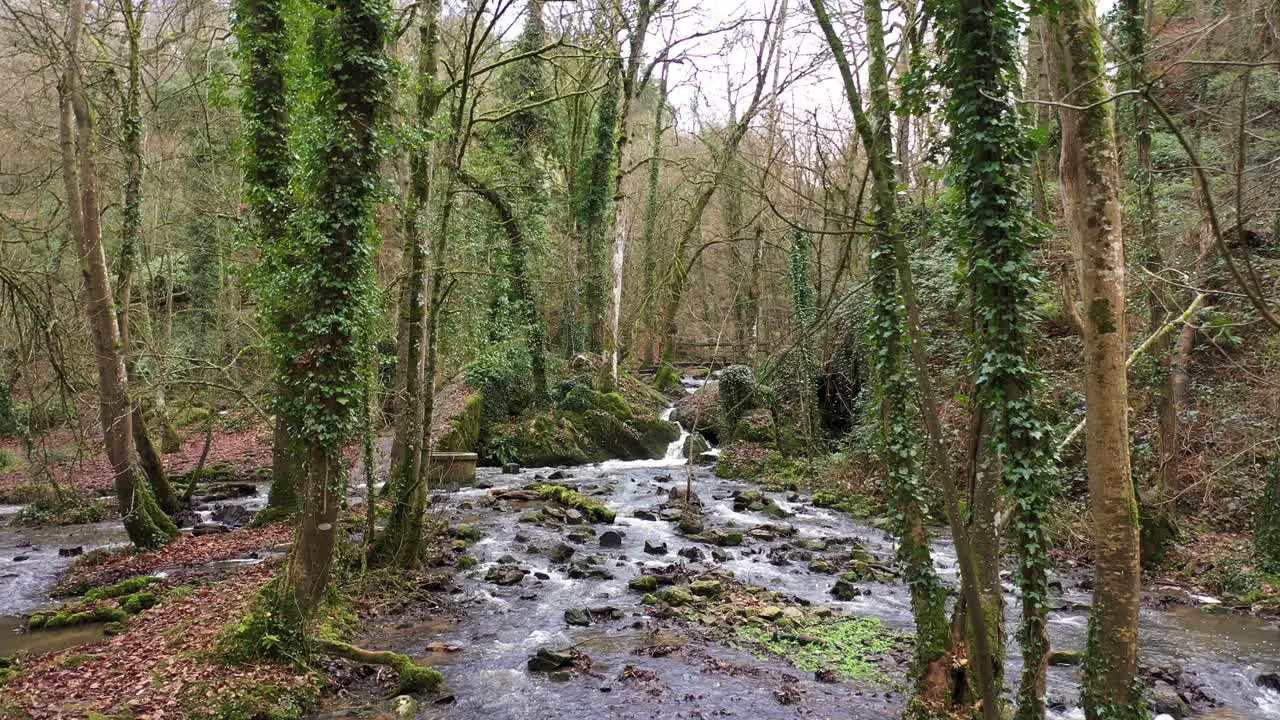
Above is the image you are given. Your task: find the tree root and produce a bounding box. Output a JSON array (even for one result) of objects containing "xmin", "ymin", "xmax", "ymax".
[{"xmin": 315, "ymin": 639, "xmax": 444, "ymax": 694}]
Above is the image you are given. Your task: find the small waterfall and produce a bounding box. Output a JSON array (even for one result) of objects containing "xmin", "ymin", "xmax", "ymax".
[{"xmin": 660, "ymin": 407, "xmax": 689, "ymax": 462}]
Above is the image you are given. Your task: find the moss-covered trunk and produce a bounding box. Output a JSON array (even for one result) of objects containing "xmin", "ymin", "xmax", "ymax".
[
  {"xmin": 1046, "ymin": 0, "xmax": 1144, "ymax": 714},
  {"xmin": 60, "ymin": 0, "xmax": 175, "ymax": 551}
]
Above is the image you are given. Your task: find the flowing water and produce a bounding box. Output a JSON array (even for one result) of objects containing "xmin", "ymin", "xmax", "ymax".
[
  {"xmin": 2, "ymin": 399, "xmax": 1278, "ymax": 719},
  {"xmin": 318, "ymin": 412, "xmax": 1280, "ymax": 720}
]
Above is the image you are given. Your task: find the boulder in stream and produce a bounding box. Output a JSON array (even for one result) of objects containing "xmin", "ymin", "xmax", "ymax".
[
  {"xmin": 599, "ymin": 530, "xmax": 623, "ymax": 548},
  {"xmin": 564, "ymin": 608, "xmax": 591, "ymax": 626},
  {"xmin": 1257, "ymin": 672, "xmax": 1280, "ymax": 692},
  {"xmin": 527, "ymin": 648, "xmax": 574, "ymax": 672},
  {"xmin": 643, "ymin": 540, "xmax": 668, "ymax": 555},
  {"xmin": 1149, "ymin": 681, "xmax": 1190, "ymax": 719},
  {"xmin": 57, "ymin": 547, "xmax": 82, "ymax": 557},
  {"xmin": 193, "ymin": 522, "xmax": 230, "ymax": 536},
  {"xmin": 485, "ymin": 566, "xmax": 527, "ymax": 586}
]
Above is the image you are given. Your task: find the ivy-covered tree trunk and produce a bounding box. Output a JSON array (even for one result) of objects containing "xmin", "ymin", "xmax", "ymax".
[
  {"xmin": 238, "ymin": 0, "xmax": 299, "ymax": 517},
  {"xmin": 578, "ymin": 59, "xmax": 620, "ymax": 354},
  {"xmin": 1046, "ymin": 0, "xmax": 1144, "ymax": 716},
  {"xmin": 940, "ymin": 0, "xmax": 1058, "ymax": 713},
  {"xmin": 376, "ymin": 0, "xmax": 443, "ymax": 570},
  {"xmin": 273, "ymin": 0, "xmax": 389, "ymax": 623},
  {"xmin": 809, "ymin": 0, "xmax": 1000, "ymax": 713},
  {"xmin": 60, "ymin": 0, "xmax": 175, "ymax": 551}
]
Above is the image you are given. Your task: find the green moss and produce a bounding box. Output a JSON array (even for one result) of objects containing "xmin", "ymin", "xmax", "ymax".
[
  {"xmin": 535, "ymin": 484, "xmax": 616, "ymax": 523},
  {"xmin": 653, "ymin": 587, "xmax": 695, "ymax": 606},
  {"xmin": 436, "ymin": 392, "xmax": 483, "ymax": 453},
  {"xmin": 736, "ymin": 617, "xmax": 896, "ymax": 682},
  {"xmin": 248, "ymin": 505, "xmax": 296, "ymax": 528},
  {"xmin": 812, "ymin": 490, "xmax": 874, "ymax": 518},
  {"xmin": 119, "ymin": 592, "xmax": 157, "ymax": 614},
  {"xmin": 84, "ymin": 575, "xmax": 160, "ymax": 602},
  {"xmin": 453, "ymin": 523, "xmax": 482, "ymax": 542},
  {"xmin": 1087, "ymin": 298, "xmax": 1117, "ymax": 334},
  {"xmin": 653, "ymin": 364, "xmax": 681, "ymax": 393},
  {"xmin": 628, "ymin": 575, "xmax": 659, "ymax": 592}
]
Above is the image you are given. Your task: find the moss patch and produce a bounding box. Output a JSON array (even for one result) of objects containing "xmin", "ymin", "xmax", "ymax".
[
  {"xmin": 535, "ymin": 484, "xmax": 616, "ymax": 523},
  {"xmin": 735, "ymin": 617, "xmax": 897, "ymax": 682}
]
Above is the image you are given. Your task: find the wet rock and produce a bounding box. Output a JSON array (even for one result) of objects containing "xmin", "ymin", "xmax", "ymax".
[
  {"xmin": 393, "ymin": 695, "xmax": 418, "ymax": 719},
  {"xmin": 212, "ymin": 504, "xmax": 251, "ymax": 526},
  {"xmin": 710, "ymin": 548, "xmax": 730, "ymax": 562},
  {"xmin": 548, "ymin": 470, "xmax": 573, "ymax": 480},
  {"xmin": 567, "ymin": 560, "xmax": 614, "ymax": 580},
  {"xmin": 547, "ymin": 542, "xmax": 576, "ymax": 563},
  {"xmin": 677, "ymin": 546, "xmax": 704, "ymax": 561},
  {"xmin": 705, "ymin": 529, "xmax": 743, "ymax": 547},
  {"xmin": 808, "ymin": 560, "xmax": 833, "ymax": 574},
  {"xmin": 599, "ymin": 530, "xmax": 623, "ymax": 548},
  {"xmin": 566, "ymin": 530, "xmax": 592, "ymax": 543},
  {"xmin": 690, "ymin": 580, "xmax": 722, "ymax": 597},
  {"xmin": 534, "ymin": 572, "xmax": 551, "ymax": 580},
  {"xmin": 193, "ymin": 522, "xmax": 230, "ymax": 536},
  {"xmin": 1149, "ymin": 681, "xmax": 1190, "ymax": 719},
  {"xmin": 676, "ymin": 516, "xmax": 704, "ymax": 535},
  {"xmin": 173, "ymin": 510, "xmax": 201, "ymax": 528},
  {"xmin": 564, "ymin": 508, "xmax": 585, "ymax": 524},
  {"xmin": 528, "ymin": 648, "xmax": 574, "ymax": 672},
  {"xmin": 454, "ymin": 524, "xmax": 482, "ymax": 541},
  {"xmin": 651, "ymin": 588, "xmax": 695, "ymax": 607},
  {"xmin": 758, "ymin": 606, "xmax": 784, "ymax": 621},
  {"xmin": 502, "ymin": 462, "xmax": 521, "ymax": 474},
  {"xmin": 814, "ymin": 669, "xmax": 840, "ymax": 683},
  {"xmin": 831, "ymin": 576, "xmax": 868, "ymax": 601},
  {"xmin": 633, "ymin": 509, "xmax": 658, "ymax": 521},
  {"xmin": 57, "ymin": 547, "xmax": 83, "ymax": 558},
  {"xmin": 629, "ymin": 575, "xmax": 659, "ymax": 592},
  {"xmin": 643, "ymin": 540, "xmax": 668, "ymax": 555},
  {"xmin": 12, "ymin": 555, "xmax": 29, "ymax": 562},
  {"xmin": 1257, "ymin": 673, "xmax": 1280, "ymax": 692},
  {"xmin": 1048, "ymin": 650, "xmax": 1082, "ymax": 666},
  {"xmin": 564, "ymin": 608, "xmax": 591, "ymax": 626},
  {"xmin": 589, "ymin": 606, "xmax": 624, "ymax": 621},
  {"xmin": 486, "ymin": 566, "xmax": 527, "ymax": 585},
  {"xmin": 497, "ymin": 554, "xmax": 519, "ymax": 564}
]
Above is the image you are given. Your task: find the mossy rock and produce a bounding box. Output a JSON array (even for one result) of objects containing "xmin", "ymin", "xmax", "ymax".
[
  {"xmin": 629, "ymin": 575, "xmax": 659, "ymax": 592},
  {"xmin": 490, "ymin": 414, "xmax": 594, "ymax": 467},
  {"xmin": 653, "ymin": 588, "xmax": 696, "ymax": 607},
  {"xmin": 734, "ymin": 408, "xmax": 775, "ymax": 444},
  {"xmin": 84, "ymin": 575, "xmax": 160, "ymax": 602},
  {"xmin": 684, "ymin": 433, "xmax": 711, "ymax": 460},
  {"xmin": 436, "ymin": 392, "xmax": 483, "ymax": 453},
  {"xmin": 536, "ymin": 484, "xmax": 616, "ymax": 523},
  {"xmin": 812, "ymin": 490, "xmax": 873, "ymax": 518},
  {"xmin": 715, "ymin": 441, "xmax": 776, "ymax": 480}
]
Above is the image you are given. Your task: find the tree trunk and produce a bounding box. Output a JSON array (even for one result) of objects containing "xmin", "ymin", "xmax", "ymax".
[
  {"xmin": 1046, "ymin": 1, "xmax": 1144, "ymax": 715},
  {"xmin": 377, "ymin": 0, "xmax": 443, "ymax": 569},
  {"xmin": 60, "ymin": 0, "xmax": 175, "ymax": 551}
]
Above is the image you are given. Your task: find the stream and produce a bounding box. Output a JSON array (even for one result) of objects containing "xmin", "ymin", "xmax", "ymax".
[{"xmin": 3, "ymin": 392, "xmax": 1279, "ymax": 718}]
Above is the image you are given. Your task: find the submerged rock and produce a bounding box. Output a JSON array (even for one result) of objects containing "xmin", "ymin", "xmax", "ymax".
[
  {"xmin": 546, "ymin": 542, "xmax": 576, "ymax": 563},
  {"xmin": 528, "ymin": 649, "xmax": 574, "ymax": 672},
  {"xmin": 485, "ymin": 566, "xmax": 527, "ymax": 586},
  {"xmin": 564, "ymin": 608, "xmax": 591, "ymax": 626}
]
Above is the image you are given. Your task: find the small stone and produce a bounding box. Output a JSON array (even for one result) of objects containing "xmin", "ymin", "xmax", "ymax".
[
  {"xmin": 502, "ymin": 462, "xmax": 521, "ymax": 474},
  {"xmin": 710, "ymin": 548, "xmax": 730, "ymax": 562},
  {"xmin": 643, "ymin": 540, "xmax": 668, "ymax": 555},
  {"xmin": 564, "ymin": 608, "xmax": 591, "ymax": 626},
  {"xmin": 814, "ymin": 669, "xmax": 839, "ymax": 683},
  {"xmin": 654, "ymin": 588, "xmax": 695, "ymax": 607},
  {"xmin": 548, "ymin": 469, "xmax": 572, "ymax": 480},
  {"xmin": 677, "ymin": 546, "xmax": 704, "ymax": 561},
  {"xmin": 497, "ymin": 554, "xmax": 518, "ymax": 565},
  {"xmin": 534, "ymin": 572, "xmax": 551, "ymax": 580},
  {"xmin": 12, "ymin": 555, "xmax": 29, "ymax": 562},
  {"xmin": 1149, "ymin": 681, "xmax": 1189, "ymax": 719},
  {"xmin": 758, "ymin": 606, "xmax": 784, "ymax": 621},
  {"xmin": 781, "ymin": 607, "xmax": 804, "ymax": 621},
  {"xmin": 192, "ymin": 522, "xmax": 229, "ymax": 536},
  {"xmin": 599, "ymin": 530, "xmax": 623, "ymax": 548},
  {"xmin": 808, "ymin": 560, "xmax": 833, "ymax": 574},
  {"xmin": 547, "ymin": 543, "xmax": 576, "ymax": 563},
  {"xmin": 58, "ymin": 547, "xmax": 83, "ymax": 558},
  {"xmin": 633, "ymin": 509, "xmax": 658, "ymax": 521}
]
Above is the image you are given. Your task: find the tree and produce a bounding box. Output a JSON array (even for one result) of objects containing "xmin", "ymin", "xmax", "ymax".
[
  {"xmin": 1045, "ymin": 0, "xmax": 1144, "ymax": 715},
  {"xmin": 237, "ymin": 0, "xmax": 301, "ymax": 519},
  {"xmin": 266, "ymin": 0, "xmax": 390, "ymax": 626},
  {"xmin": 939, "ymin": 0, "xmax": 1058, "ymax": 712},
  {"xmin": 59, "ymin": 0, "xmax": 176, "ymax": 550}
]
